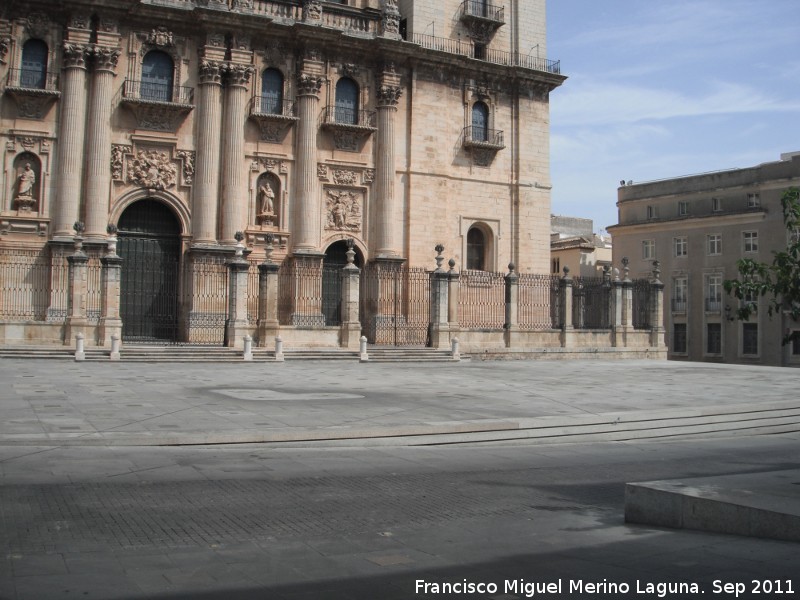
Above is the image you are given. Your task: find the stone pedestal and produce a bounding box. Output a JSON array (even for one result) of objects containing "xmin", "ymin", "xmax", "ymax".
[
  {"xmin": 64, "ymin": 248, "xmax": 89, "ymax": 345},
  {"xmin": 559, "ymin": 269, "xmax": 575, "ymax": 348},
  {"xmin": 225, "ymin": 256, "xmax": 250, "ymax": 348},
  {"xmin": 340, "ymin": 254, "xmax": 361, "ymax": 350},
  {"xmin": 257, "ymin": 261, "xmax": 280, "ymax": 345},
  {"xmin": 504, "ymin": 265, "xmax": 519, "ymax": 349},
  {"xmin": 98, "ymin": 253, "xmax": 123, "ymax": 347}
]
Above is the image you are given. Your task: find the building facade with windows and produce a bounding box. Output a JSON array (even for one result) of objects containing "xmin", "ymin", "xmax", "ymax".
[
  {"xmin": 609, "ymin": 152, "xmax": 800, "ymax": 367},
  {"xmin": 0, "ymin": 0, "xmax": 568, "ymax": 348}
]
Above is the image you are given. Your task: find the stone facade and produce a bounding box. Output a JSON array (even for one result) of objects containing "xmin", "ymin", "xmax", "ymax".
[
  {"xmin": 0, "ymin": 0, "xmax": 567, "ymax": 348},
  {"xmin": 609, "ymin": 152, "xmax": 800, "ymax": 367}
]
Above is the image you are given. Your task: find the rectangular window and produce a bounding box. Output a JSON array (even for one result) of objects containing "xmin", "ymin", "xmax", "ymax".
[
  {"xmin": 672, "ymin": 277, "xmax": 688, "ymax": 313},
  {"xmin": 793, "ymin": 334, "xmax": 800, "ymax": 356},
  {"xmin": 743, "ymin": 231, "xmax": 758, "ymax": 253},
  {"xmin": 673, "ymin": 323, "xmax": 687, "ymax": 354},
  {"xmin": 747, "ymin": 193, "xmax": 760, "ymax": 208},
  {"xmin": 678, "ymin": 201, "xmax": 689, "ymax": 216},
  {"xmin": 673, "ymin": 236, "xmax": 687, "ymax": 257},
  {"xmin": 642, "ymin": 240, "xmax": 655, "ymax": 260},
  {"xmin": 707, "ymin": 323, "xmax": 722, "ymax": 354},
  {"xmin": 647, "ymin": 205, "xmax": 658, "ymax": 220},
  {"xmin": 712, "ymin": 197, "xmax": 722, "ymax": 212},
  {"xmin": 742, "ymin": 323, "xmax": 758, "ymax": 355},
  {"xmin": 705, "ymin": 273, "xmax": 722, "ymax": 312},
  {"xmin": 707, "ymin": 234, "xmax": 722, "ymax": 256}
]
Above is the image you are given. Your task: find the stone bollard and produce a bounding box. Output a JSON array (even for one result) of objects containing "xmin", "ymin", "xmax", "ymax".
[
  {"xmin": 451, "ymin": 337, "xmax": 460, "ymax": 361},
  {"xmin": 274, "ymin": 336, "xmax": 284, "ymax": 362},
  {"xmin": 243, "ymin": 335, "xmax": 253, "ymax": 361},
  {"xmin": 359, "ymin": 336, "xmax": 369, "ymax": 362},
  {"xmin": 74, "ymin": 333, "xmax": 85, "ymax": 362},
  {"xmin": 110, "ymin": 334, "xmax": 121, "ymax": 361}
]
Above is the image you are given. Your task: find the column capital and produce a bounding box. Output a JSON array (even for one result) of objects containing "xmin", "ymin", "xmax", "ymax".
[
  {"xmin": 377, "ymin": 85, "xmax": 402, "ymax": 108},
  {"xmin": 90, "ymin": 45, "xmax": 121, "ymax": 72},
  {"xmin": 224, "ymin": 62, "xmax": 254, "ymax": 87},
  {"xmin": 297, "ymin": 73, "xmax": 324, "ymax": 97},
  {"xmin": 63, "ymin": 42, "xmax": 89, "ymax": 69},
  {"xmin": 199, "ymin": 58, "xmax": 225, "ymax": 85}
]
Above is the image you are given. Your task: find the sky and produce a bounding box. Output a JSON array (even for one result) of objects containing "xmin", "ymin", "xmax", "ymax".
[{"xmin": 546, "ymin": 0, "xmax": 800, "ymax": 233}]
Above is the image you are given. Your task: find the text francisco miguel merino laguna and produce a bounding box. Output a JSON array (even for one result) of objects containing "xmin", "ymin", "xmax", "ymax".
[{"xmin": 417, "ymin": 578, "xmax": 716, "ymax": 597}]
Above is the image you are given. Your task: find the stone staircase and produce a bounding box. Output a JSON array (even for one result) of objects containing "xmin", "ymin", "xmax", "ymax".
[{"xmin": 0, "ymin": 344, "xmax": 462, "ymax": 363}]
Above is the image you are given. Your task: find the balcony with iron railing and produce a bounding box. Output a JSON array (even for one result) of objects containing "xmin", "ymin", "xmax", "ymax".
[
  {"xmin": 121, "ymin": 79, "xmax": 194, "ymax": 105},
  {"xmin": 705, "ymin": 298, "xmax": 722, "ymax": 313},
  {"xmin": 461, "ymin": 0, "xmax": 505, "ymax": 25},
  {"xmin": 462, "ymin": 126, "xmax": 504, "ymax": 150},
  {"xmin": 411, "ymin": 33, "xmax": 560, "ymax": 75},
  {"xmin": 4, "ymin": 68, "xmax": 61, "ymax": 119},
  {"xmin": 671, "ymin": 299, "xmax": 687, "ymax": 314},
  {"xmin": 249, "ymin": 97, "xmax": 298, "ymax": 143},
  {"xmin": 6, "ymin": 68, "xmax": 59, "ymax": 92},
  {"xmin": 320, "ymin": 106, "xmax": 377, "ymax": 130}
]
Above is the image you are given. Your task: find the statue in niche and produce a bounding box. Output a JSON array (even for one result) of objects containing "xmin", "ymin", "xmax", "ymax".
[
  {"xmin": 16, "ymin": 163, "xmax": 36, "ymax": 198},
  {"xmin": 257, "ymin": 176, "xmax": 278, "ymax": 225}
]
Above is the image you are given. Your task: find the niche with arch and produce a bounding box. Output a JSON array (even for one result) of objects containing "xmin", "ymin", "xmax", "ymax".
[{"xmin": 11, "ymin": 152, "xmax": 42, "ymax": 212}]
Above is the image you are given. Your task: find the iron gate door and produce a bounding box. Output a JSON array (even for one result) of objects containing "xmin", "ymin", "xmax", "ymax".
[
  {"xmin": 118, "ymin": 200, "xmax": 181, "ymax": 343},
  {"xmin": 360, "ymin": 264, "xmax": 430, "ymax": 346}
]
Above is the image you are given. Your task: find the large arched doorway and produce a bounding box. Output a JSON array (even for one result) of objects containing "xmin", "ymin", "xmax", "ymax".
[
  {"xmin": 118, "ymin": 200, "xmax": 181, "ymax": 342},
  {"xmin": 322, "ymin": 240, "xmax": 363, "ymax": 326}
]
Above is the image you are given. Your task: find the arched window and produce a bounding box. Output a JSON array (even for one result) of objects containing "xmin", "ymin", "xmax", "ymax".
[
  {"xmin": 260, "ymin": 68, "xmax": 283, "ymax": 114},
  {"xmin": 141, "ymin": 51, "xmax": 174, "ymax": 102},
  {"xmin": 466, "ymin": 227, "xmax": 487, "ymax": 271},
  {"xmin": 335, "ymin": 78, "xmax": 359, "ymax": 125},
  {"xmin": 21, "ymin": 39, "xmax": 48, "ymax": 89},
  {"xmin": 471, "ymin": 101, "xmax": 489, "ymax": 142}
]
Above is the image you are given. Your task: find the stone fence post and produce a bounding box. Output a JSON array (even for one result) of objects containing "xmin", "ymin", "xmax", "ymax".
[
  {"xmin": 65, "ymin": 222, "xmax": 88, "ymax": 345},
  {"xmin": 447, "ymin": 258, "xmax": 460, "ymax": 330},
  {"xmin": 559, "ymin": 266, "xmax": 574, "ymax": 347},
  {"xmin": 504, "ymin": 263, "xmax": 519, "ymax": 349},
  {"xmin": 340, "ymin": 239, "xmax": 361, "ymax": 349},
  {"xmin": 257, "ymin": 235, "xmax": 280, "ymax": 346},
  {"xmin": 429, "ymin": 244, "xmax": 450, "ymax": 349},
  {"xmin": 99, "ymin": 226, "xmax": 122, "ymax": 347},
  {"xmin": 650, "ymin": 260, "xmax": 665, "ymax": 348},
  {"xmin": 225, "ymin": 233, "xmax": 250, "ymax": 348}
]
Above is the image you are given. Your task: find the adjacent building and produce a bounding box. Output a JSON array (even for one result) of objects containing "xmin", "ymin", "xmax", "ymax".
[
  {"xmin": 609, "ymin": 152, "xmax": 800, "ymax": 367},
  {"xmin": 550, "ymin": 215, "xmax": 611, "ymax": 278},
  {"xmin": 0, "ymin": 0, "xmax": 566, "ymax": 347}
]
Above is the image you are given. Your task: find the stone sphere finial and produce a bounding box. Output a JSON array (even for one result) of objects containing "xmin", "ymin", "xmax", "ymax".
[
  {"xmin": 563, "ymin": 265, "xmax": 570, "ymax": 276},
  {"xmin": 73, "ymin": 221, "xmax": 85, "ymax": 235},
  {"xmin": 508, "ymin": 262, "xmax": 516, "ymax": 274},
  {"xmin": 448, "ymin": 258, "xmax": 456, "ymax": 271},
  {"xmin": 106, "ymin": 223, "xmax": 118, "ymax": 235}
]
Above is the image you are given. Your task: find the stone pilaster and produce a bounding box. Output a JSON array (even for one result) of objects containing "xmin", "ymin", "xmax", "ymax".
[
  {"xmin": 504, "ymin": 263, "xmax": 519, "ymax": 348},
  {"xmin": 220, "ymin": 63, "xmax": 253, "ymax": 244},
  {"xmin": 192, "ymin": 59, "xmax": 224, "ymax": 244},
  {"xmin": 293, "ymin": 73, "xmax": 324, "ymax": 253},
  {"xmin": 84, "ymin": 45, "xmax": 120, "ymax": 240},
  {"xmin": 374, "ymin": 81, "xmax": 402, "ymax": 258},
  {"xmin": 53, "ymin": 43, "xmax": 89, "ymax": 238}
]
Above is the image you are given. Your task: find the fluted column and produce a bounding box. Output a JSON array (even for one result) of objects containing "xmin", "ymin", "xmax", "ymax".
[
  {"xmin": 53, "ymin": 43, "xmax": 89, "ymax": 238},
  {"xmin": 293, "ymin": 73, "xmax": 324, "ymax": 253},
  {"xmin": 219, "ymin": 63, "xmax": 253, "ymax": 245},
  {"xmin": 193, "ymin": 60, "xmax": 224, "ymax": 244},
  {"xmin": 84, "ymin": 46, "xmax": 120, "ymax": 239},
  {"xmin": 374, "ymin": 84, "xmax": 402, "ymax": 258}
]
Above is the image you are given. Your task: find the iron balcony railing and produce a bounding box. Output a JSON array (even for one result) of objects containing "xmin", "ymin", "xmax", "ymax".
[
  {"xmin": 412, "ymin": 33, "xmax": 560, "ymax": 75},
  {"xmin": 705, "ymin": 298, "xmax": 722, "ymax": 313},
  {"xmin": 461, "ymin": 0, "xmax": 505, "ymax": 23},
  {"xmin": 320, "ymin": 106, "xmax": 376, "ymax": 128},
  {"xmin": 671, "ymin": 299, "xmax": 687, "ymax": 313},
  {"xmin": 6, "ymin": 68, "xmax": 59, "ymax": 92},
  {"xmin": 463, "ymin": 125, "xmax": 504, "ymax": 148},
  {"xmin": 122, "ymin": 79, "xmax": 194, "ymax": 105},
  {"xmin": 250, "ymin": 96, "xmax": 296, "ymax": 117}
]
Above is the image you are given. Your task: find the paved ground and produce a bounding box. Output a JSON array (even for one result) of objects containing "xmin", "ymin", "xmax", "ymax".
[{"xmin": 0, "ymin": 358, "xmax": 798, "ymax": 599}]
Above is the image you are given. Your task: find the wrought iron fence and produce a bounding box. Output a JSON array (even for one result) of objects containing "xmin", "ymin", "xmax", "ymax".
[
  {"xmin": 278, "ymin": 261, "xmax": 326, "ymax": 327},
  {"xmin": 632, "ymin": 279, "xmax": 652, "ymax": 330},
  {"xmin": 86, "ymin": 257, "xmax": 102, "ymax": 324},
  {"xmin": 458, "ymin": 269, "xmax": 505, "ymax": 329},
  {"xmin": 247, "ymin": 260, "xmax": 261, "ymax": 324},
  {"xmin": 0, "ymin": 249, "xmax": 53, "ymax": 321},
  {"xmin": 572, "ymin": 276, "xmax": 611, "ymax": 330},
  {"xmin": 360, "ymin": 263, "xmax": 431, "ymax": 346},
  {"xmin": 518, "ymin": 274, "xmax": 560, "ymax": 330},
  {"xmin": 183, "ymin": 255, "xmax": 228, "ymax": 344}
]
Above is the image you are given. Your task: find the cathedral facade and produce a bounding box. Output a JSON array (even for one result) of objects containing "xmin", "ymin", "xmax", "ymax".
[{"xmin": 0, "ymin": 0, "xmax": 565, "ymax": 348}]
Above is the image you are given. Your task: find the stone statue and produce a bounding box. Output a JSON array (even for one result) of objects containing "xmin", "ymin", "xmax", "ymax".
[
  {"xmin": 16, "ymin": 163, "xmax": 35, "ymax": 198},
  {"xmin": 258, "ymin": 181, "xmax": 275, "ymax": 214}
]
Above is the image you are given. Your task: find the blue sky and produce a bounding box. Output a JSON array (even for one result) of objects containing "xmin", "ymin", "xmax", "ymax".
[{"xmin": 547, "ymin": 0, "xmax": 800, "ymax": 233}]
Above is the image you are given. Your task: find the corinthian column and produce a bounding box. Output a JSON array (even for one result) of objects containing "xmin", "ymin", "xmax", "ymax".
[
  {"xmin": 219, "ymin": 63, "xmax": 253, "ymax": 245},
  {"xmin": 53, "ymin": 43, "xmax": 89, "ymax": 238},
  {"xmin": 293, "ymin": 73, "xmax": 323, "ymax": 253},
  {"xmin": 192, "ymin": 59, "xmax": 224, "ymax": 244},
  {"xmin": 84, "ymin": 46, "xmax": 120, "ymax": 240},
  {"xmin": 374, "ymin": 84, "xmax": 402, "ymax": 258}
]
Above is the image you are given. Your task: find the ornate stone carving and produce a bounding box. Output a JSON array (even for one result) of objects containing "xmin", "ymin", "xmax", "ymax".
[
  {"xmin": 332, "ymin": 169, "xmax": 358, "ymax": 186},
  {"xmin": 259, "ymin": 158, "xmax": 279, "ymax": 171},
  {"xmin": 25, "ymin": 13, "xmax": 51, "ymax": 38},
  {"xmin": 176, "ymin": 150, "xmax": 195, "ymax": 185},
  {"xmin": 91, "ymin": 46, "xmax": 121, "ymax": 71},
  {"xmin": 0, "ymin": 38, "xmax": 10, "ymax": 65},
  {"xmin": 110, "ymin": 144, "xmax": 131, "ymax": 181},
  {"xmin": 325, "ymin": 189, "xmax": 362, "ymax": 232},
  {"xmin": 99, "ymin": 18, "xmax": 119, "ymax": 33},
  {"xmin": 224, "ymin": 63, "xmax": 254, "ymax": 87},
  {"xmin": 381, "ymin": 0, "xmax": 401, "ymax": 39},
  {"xmin": 302, "ymin": 0, "xmax": 322, "ymax": 22},
  {"xmin": 363, "ymin": 169, "xmax": 375, "ymax": 184},
  {"xmin": 18, "ymin": 137, "xmax": 36, "ymax": 150},
  {"xmin": 340, "ymin": 63, "xmax": 359, "ymax": 78},
  {"xmin": 126, "ymin": 103, "xmax": 191, "ymax": 131},
  {"xmin": 146, "ymin": 27, "xmax": 175, "ymax": 48},
  {"xmin": 12, "ymin": 95, "xmax": 60, "ymax": 119},
  {"xmin": 127, "ymin": 150, "xmax": 178, "ymax": 190},
  {"xmin": 257, "ymin": 180, "xmax": 276, "ymax": 225},
  {"xmin": 332, "ymin": 130, "xmax": 360, "ymax": 152},
  {"xmin": 297, "ymin": 74, "xmax": 323, "ymax": 96},
  {"xmin": 471, "ymin": 147, "xmax": 495, "ymax": 167},
  {"xmin": 317, "ymin": 164, "xmax": 329, "ymax": 180},
  {"xmin": 63, "ymin": 42, "xmax": 89, "ymax": 68},
  {"xmin": 199, "ymin": 59, "xmax": 224, "ymax": 85},
  {"xmin": 208, "ymin": 33, "xmax": 225, "ymax": 48},
  {"xmin": 377, "ymin": 85, "xmax": 402, "ymax": 107},
  {"xmin": 256, "ymin": 120, "xmax": 294, "ymax": 143}
]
